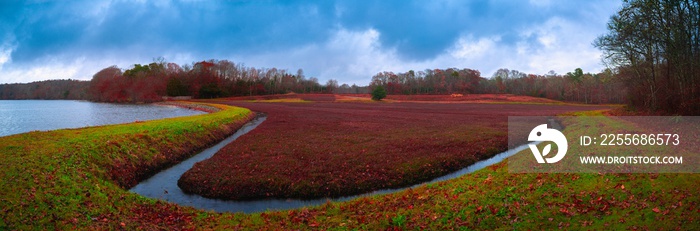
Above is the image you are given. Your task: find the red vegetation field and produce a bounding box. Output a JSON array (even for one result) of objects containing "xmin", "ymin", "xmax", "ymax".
[
  {"xmin": 223, "ymin": 93, "xmax": 571, "ymax": 104},
  {"xmin": 223, "ymin": 93, "xmax": 337, "ymax": 102},
  {"xmin": 108, "ymin": 106, "xmax": 256, "ymax": 188},
  {"xmin": 178, "ymin": 101, "xmax": 608, "ymax": 200},
  {"xmin": 382, "ymin": 94, "xmax": 566, "ymax": 103}
]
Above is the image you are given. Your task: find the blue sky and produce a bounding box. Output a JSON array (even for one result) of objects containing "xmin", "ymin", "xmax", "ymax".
[{"xmin": 0, "ymin": 0, "xmax": 622, "ymax": 85}]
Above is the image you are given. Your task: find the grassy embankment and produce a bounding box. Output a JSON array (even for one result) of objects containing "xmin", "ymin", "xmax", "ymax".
[{"xmin": 0, "ymin": 102, "xmax": 254, "ymax": 229}]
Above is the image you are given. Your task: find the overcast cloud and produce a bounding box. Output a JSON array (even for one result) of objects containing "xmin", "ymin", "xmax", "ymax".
[{"xmin": 0, "ymin": 0, "xmax": 622, "ymax": 85}]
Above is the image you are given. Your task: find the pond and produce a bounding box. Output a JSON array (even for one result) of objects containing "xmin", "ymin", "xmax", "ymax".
[{"xmin": 0, "ymin": 100, "xmax": 205, "ymax": 137}]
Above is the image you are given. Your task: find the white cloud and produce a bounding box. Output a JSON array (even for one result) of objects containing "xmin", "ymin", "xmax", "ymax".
[
  {"xmin": 83, "ymin": 0, "xmax": 113, "ymax": 26},
  {"xmin": 450, "ymin": 36, "xmax": 500, "ymax": 59},
  {"xmin": 0, "ymin": 6, "xmax": 613, "ymax": 85},
  {"xmin": 242, "ymin": 28, "xmax": 515, "ymax": 84},
  {"xmin": 162, "ymin": 52, "xmax": 195, "ymax": 66},
  {"xmin": 414, "ymin": 16, "xmax": 606, "ymax": 77},
  {"xmin": 1, "ymin": 57, "xmax": 82, "ymax": 83},
  {"xmin": 516, "ymin": 17, "xmax": 605, "ymax": 74},
  {"xmin": 240, "ymin": 20, "xmax": 606, "ymax": 85},
  {"xmin": 0, "ymin": 52, "xmax": 143, "ymax": 84},
  {"xmin": 0, "ymin": 47, "xmax": 13, "ymax": 71},
  {"xmin": 307, "ymin": 16, "xmax": 605, "ymax": 83},
  {"xmin": 243, "ymin": 27, "xmax": 409, "ymax": 85},
  {"xmin": 323, "ymin": 28, "xmax": 397, "ymax": 78}
]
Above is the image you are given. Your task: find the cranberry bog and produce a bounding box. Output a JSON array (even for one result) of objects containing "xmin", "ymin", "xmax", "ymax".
[
  {"xmin": 337, "ymin": 93, "xmax": 567, "ymax": 104},
  {"xmin": 384, "ymin": 94, "xmax": 564, "ymax": 104},
  {"xmin": 223, "ymin": 93, "xmax": 336, "ymax": 102},
  {"xmin": 178, "ymin": 101, "xmax": 607, "ymax": 200},
  {"xmin": 3, "ymin": 100, "xmax": 698, "ymax": 229},
  {"xmin": 222, "ymin": 93, "xmax": 574, "ymax": 104}
]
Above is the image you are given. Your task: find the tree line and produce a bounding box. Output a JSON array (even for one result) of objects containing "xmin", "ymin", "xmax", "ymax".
[
  {"xmin": 0, "ymin": 64, "xmax": 627, "ymax": 105},
  {"xmin": 88, "ymin": 59, "xmax": 334, "ymax": 103},
  {"xmin": 595, "ymin": 0, "xmax": 700, "ymax": 115},
  {"xmin": 365, "ymin": 67, "xmax": 627, "ymax": 104},
  {"xmin": 0, "ymin": 59, "xmax": 335, "ymax": 103},
  {"xmin": 0, "ymin": 80, "xmax": 89, "ymax": 100}
]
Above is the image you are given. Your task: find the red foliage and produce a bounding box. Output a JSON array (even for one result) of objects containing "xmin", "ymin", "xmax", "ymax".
[
  {"xmin": 86, "ymin": 60, "xmax": 333, "ymax": 103},
  {"xmin": 126, "ymin": 202, "xmax": 195, "ymax": 230},
  {"xmin": 89, "ymin": 65, "xmax": 167, "ymax": 103},
  {"xmin": 222, "ymin": 93, "xmax": 336, "ymax": 102},
  {"xmin": 381, "ymin": 94, "xmax": 564, "ymax": 103},
  {"xmin": 298, "ymin": 94, "xmax": 336, "ymax": 101},
  {"xmin": 178, "ymin": 101, "xmax": 607, "ymax": 200}
]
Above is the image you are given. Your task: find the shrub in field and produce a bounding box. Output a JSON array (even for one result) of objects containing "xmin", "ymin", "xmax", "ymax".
[{"xmin": 372, "ymin": 85, "xmax": 387, "ymax": 101}]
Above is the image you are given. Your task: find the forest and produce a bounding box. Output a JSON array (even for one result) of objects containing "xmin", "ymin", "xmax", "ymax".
[
  {"xmin": 363, "ymin": 67, "xmax": 627, "ymax": 104},
  {"xmin": 0, "ymin": 79, "xmax": 89, "ymax": 100},
  {"xmin": 0, "ymin": 61, "xmax": 626, "ymax": 105},
  {"xmin": 595, "ymin": 0, "xmax": 700, "ymax": 115},
  {"xmin": 87, "ymin": 59, "xmax": 333, "ymax": 103}
]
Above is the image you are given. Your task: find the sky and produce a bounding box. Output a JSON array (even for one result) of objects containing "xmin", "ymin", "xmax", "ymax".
[{"xmin": 0, "ymin": 0, "xmax": 622, "ymax": 85}]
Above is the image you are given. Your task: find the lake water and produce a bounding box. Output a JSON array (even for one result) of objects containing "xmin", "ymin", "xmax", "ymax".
[{"xmin": 0, "ymin": 100, "xmax": 205, "ymax": 137}]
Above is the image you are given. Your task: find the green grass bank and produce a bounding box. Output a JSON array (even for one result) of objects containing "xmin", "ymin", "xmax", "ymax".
[{"xmin": 0, "ymin": 102, "xmax": 254, "ymax": 229}]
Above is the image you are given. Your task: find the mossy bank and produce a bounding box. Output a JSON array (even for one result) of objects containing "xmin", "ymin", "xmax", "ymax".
[{"xmin": 0, "ymin": 102, "xmax": 254, "ymax": 229}]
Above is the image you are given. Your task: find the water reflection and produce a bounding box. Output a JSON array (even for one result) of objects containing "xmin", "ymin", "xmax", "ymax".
[{"xmin": 0, "ymin": 100, "xmax": 204, "ymax": 137}]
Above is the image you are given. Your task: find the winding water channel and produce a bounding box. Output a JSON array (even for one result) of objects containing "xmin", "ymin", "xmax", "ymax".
[{"xmin": 130, "ymin": 116, "xmax": 547, "ymax": 213}]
